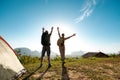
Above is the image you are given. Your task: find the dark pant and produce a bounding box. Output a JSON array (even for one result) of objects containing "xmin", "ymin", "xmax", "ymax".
[{"xmin": 41, "ymin": 46, "xmax": 50, "ymax": 57}]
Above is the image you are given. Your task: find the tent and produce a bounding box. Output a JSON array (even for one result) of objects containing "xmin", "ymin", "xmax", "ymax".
[{"xmin": 0, "ymin": 36, "xmax": 26, "ymax": 80}]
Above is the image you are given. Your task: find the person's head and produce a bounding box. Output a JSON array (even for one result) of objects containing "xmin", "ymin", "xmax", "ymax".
[
  {"xmin": 62, "ymin": 33, "xmax": 64, "ymax": 38},
  {"xmin": 45, "ymin": 30, "xmax": 48, "ymax": 34}
]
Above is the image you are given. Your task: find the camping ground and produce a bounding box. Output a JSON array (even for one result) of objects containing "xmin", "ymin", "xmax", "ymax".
[{"xmin": 20, "ymin": 56, "xmax": 120, "ymax": 80}]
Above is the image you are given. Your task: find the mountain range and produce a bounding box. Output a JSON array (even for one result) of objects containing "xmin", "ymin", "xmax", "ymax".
[
  {"xmin": 14, "ymin": 47, "xmax": 58, "ymax": 58},
  {"xmin": 14, "ymin": 47, "xmax": 84, "ymax": 58}
]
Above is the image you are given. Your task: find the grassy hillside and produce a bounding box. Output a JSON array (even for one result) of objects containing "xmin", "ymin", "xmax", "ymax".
[{"xmin": 19, "ymin": 56, "xmax": 120, "ymax": 80}]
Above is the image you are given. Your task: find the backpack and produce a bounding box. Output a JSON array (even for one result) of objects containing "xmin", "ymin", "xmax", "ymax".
[
  {"xmin": 57, "ymin": 37, "xmax": 64, "ymax": 46},
  {"xmin": 41, "ymin": 32, "xmax": 50, "ymax": 46}
]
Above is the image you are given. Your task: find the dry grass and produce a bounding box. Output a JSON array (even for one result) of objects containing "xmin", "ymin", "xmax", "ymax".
[{"xmin": 20, "ymin": 57, "xmax": 120, "ymax": 80}]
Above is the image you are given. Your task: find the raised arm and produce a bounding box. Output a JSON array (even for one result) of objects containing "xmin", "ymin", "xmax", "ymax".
[
  {"xmin": 42, "ymin": 27, "xmax": 45, "ymax": 33},
  {"xmin": 49, "ymin": 27, "xmax": 53, "ymax": 36},
  {"xmin": 57, "ymin": 27, "xmax": 61, "ymax": 38},
  {"xmin": 65, "ymin": 33, "xmax": 76, "ymax": 40}
]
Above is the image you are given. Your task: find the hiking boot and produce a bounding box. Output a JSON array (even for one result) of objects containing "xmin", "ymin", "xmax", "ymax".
[{"xmin": 48, "ymin": 64, "xmax": 51, "ymax": 68}]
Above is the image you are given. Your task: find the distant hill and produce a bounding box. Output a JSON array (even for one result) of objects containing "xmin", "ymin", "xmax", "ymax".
[
  {"xmin": 14, "ymin": 47, "xmax": 85, "ymax": 58},
  {"xmin": 14, "ymin": 47, "xmax": 57, "ymax": 58},
  {"xmin": 14, "ymin": 47, "xmax": 40, "ymax": 57},
  {"xmin": 68, "ymin": 51, "xmax": 85, "ymax": 57}
]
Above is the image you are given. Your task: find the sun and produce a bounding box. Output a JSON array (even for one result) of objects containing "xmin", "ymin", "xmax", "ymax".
[
  {"xmin": 20, "ymin": 21, "xmax": 97, "ymax": 55},
  {"xmin": 49, "ymin": 22, "xmax": 80, "ymax": 55},
  {"xmin": 26, "ymin": 21, "xmax": 88, "ymax": 55}
]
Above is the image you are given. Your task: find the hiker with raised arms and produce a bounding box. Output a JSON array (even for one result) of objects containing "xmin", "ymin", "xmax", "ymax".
[
  {"xmin": 57, "ymin": 27, "xmax": 76, "ymax": 65},
  {"xmin": 40, "ymin": 27, "xmax": 53, "ymax": 68}
]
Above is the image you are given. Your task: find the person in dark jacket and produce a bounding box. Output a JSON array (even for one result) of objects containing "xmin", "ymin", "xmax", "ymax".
[{"xmin": 40, "ymin": 27, "xmax": 53, "ymax": 68}]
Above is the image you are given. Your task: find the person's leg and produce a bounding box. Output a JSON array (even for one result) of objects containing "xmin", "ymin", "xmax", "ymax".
[
  {"xmin": 59, "ymin": 47, "xmax": 62, "ymax": 61},
  {"xmin": 59, "ymin": 46, "xmax": 65, "ymax": 63},
  {"xmin": 62, "ymin": 46, "xmax": 65, "ymax": 63},
  {"xmin": 40, "ymin": 46, "xmax": 45, "ymax": 67},
  {"xmin": 47, "ymin": 46, "xmax": 51, "ymax": 67}
]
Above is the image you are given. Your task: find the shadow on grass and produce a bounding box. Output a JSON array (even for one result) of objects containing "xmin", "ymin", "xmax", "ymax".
[
  {"xmin": 23, "ymin": 66, "xmax": 41, "ymax": 80},
  {"xmin": 61, "ymin": 64, "xmax": 70, "ymax": 80},
  {"xmin": 36, "ymin": 66, "xmax": 50, "ymax": 80}
]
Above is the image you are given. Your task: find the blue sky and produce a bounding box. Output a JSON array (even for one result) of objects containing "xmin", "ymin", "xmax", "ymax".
[{"xmin": 0, "ymin": 0, "xmax": 120, "ymax": 54}]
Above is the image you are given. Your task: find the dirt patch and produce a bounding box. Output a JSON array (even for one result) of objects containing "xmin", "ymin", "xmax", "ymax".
[{"xmin": 68, "ymin": 70, "xmax": 88, "ymax": 80}]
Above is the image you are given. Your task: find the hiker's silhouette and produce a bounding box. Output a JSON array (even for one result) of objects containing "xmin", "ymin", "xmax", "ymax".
[
  {"xmin": 57, "ymin": 27, "xmax": 76, "ymax": 64},
  {"xmin": 61, "ymin": 64, "xmax": 70, "ymax": 80},
  {"xmin": 40, "ymin": 27, "xmax": 53, "ymax": 67}
]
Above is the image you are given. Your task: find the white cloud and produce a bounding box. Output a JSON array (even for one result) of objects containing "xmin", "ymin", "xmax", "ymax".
[{"xmin": 75, "ymin": 0, "xmax": 97, "ymax": 23}]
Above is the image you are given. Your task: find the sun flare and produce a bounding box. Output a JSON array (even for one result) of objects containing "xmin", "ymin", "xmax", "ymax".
[{"xmin": 48, "ymin": 22, "xmax": 80, "ymax": 55}]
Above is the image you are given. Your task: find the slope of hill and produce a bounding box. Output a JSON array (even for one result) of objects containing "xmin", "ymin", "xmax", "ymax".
[
  {"xmin": 14, "ymin": 47, "xmax": 40, "ymax": 57},
  {"xmin": 69, "ymin": 51, "xmax": 85, "ymax": 57}
]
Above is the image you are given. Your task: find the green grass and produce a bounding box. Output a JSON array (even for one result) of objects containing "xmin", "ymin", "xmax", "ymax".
[{"xmin": 19, "ymin": 56, "xmax": 120, "ymax": 80}]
